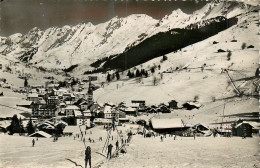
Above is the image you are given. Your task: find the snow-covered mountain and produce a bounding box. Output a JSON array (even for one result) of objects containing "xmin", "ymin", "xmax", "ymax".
[{"xmin": 0, "ymin": 1, "xmax": 257, "ymax": 73}]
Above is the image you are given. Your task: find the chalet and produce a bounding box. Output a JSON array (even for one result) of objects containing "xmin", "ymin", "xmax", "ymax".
[
  {"xmin": 27, "ymin": 93, "xmax": 39, "ymax": 103},
  {"xmin": 232, "ymin": 121, "xmax": 253, "ymax": 137},
  {"xmin": 52, "ymin": 89, "xmax": 63, "ymax": 96},
  {"xmin": 71, "ymin": 94, "xmax": 76, "ymax": 101},
  {"xmin": 151, "ymin": 118, "xmax": 187, "ymax": 133},
  {"xmin": 94, "ymin": 118, "xmax": 112, "ymax": 125},
  {"xmin": 29, "ymin": 89, "xmax": 38, "ymax": 94},
  {"xmin": 65, "ymin": 105, "xmax": 80, "ymax": 116},
  {"xmin": 37, "ymin": 88, "xmax": 46, "ymax": 95},
  {"xmin": 104, "ymin": 105, "xmax": 112, "ymax": 119},
  {"xmin": 16, "ymin": 100, "xmax": 33, "ymax": 108},
  {"xmin": 47, "ymin": 96, "xmax": 59, "ymax": 105},
  {"xmin": 74, "ymin": 92, "xmax": 86, "ymax": 99},
  {"xmin": 111, "ymin": 109, "xmax": 119, "ymax": 120},
  {"xmin": 193, "ymin": 123, "xmax": 212, "ymax": 136},
  {"xmin": 80, "ymin": 101, "xmax": 89, "ymax": 111},
  {"xmin": 30, "ymin": 85, "xmax": 43, "ymax": 89},
  {"xmin": 131, "ymin": 100, "xmax": 145, "ymax": 106},
  {"xmin": 32, "ymin": 105, "xmax": 57, "ymax": 118},
  {"xmin": 89, "ymin": 103, "xmax": 101, "ymax": 113},
  {"xmin": 83, "ymin": 110, "xmax": 92, "ymax": 118},
  {"xmin": 63, "ymin": 126, "xmax": 81, "ymax": 136},
  {"xmin": 63, "ymin": 93, "xmax": 73, "ymax": 101},
  {"xmin": 74, "ymin": 110, "xmax": 83, "ymax": 118},
  {"xmin": 47, "ymin": 84, "xmax": 59, "ymax": 90},
  {"xmin": 65, "ymin": 101, "xmax": 72, "ymax": 105},
  {"xmin": 122, "ymin": 107, "xmax": 137, "ymax": 116}
]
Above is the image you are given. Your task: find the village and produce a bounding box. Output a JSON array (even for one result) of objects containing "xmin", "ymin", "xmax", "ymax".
[
  {"xmin": 0, "ymin": 76, "xmax": 259, "ymax": 168},
  {"xmin": 0, "ymin": 74, "xmax": 259, "ymax": 139}
]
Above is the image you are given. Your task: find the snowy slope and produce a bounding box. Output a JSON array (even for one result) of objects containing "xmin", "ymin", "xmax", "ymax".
[{"xmin": 93, "ymin": 10, "xmax": 259, "ymax": 105}]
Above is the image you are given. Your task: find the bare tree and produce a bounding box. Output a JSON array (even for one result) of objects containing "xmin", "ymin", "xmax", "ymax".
[{"xmin": 194, "ymin": 95, "xmax": 199, "ymax": 102}]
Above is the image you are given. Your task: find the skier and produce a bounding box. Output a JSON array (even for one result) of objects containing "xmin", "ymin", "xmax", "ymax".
[
  {"xmin": 116, "ymin": 140, "xmax": 119, "ymax": 150},
  {"xmin": 107, "ymin": 144, "xmax": 113, "ymax": 159},
  {"xmin": 160, "ymin": 136, "xmax": 163, "ymax": 142},
  {"xmin": 32, "ymin": 139, "xmax": 35, "ymax": 147},
  {"xmin": 85, "ymin": 146, "xmax": 91, "ymax": 168}
]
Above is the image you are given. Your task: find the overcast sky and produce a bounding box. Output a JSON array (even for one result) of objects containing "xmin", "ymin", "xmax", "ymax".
[{"xmin": 0, "ymin": 0, "xmax": 208, "ymax": 36}]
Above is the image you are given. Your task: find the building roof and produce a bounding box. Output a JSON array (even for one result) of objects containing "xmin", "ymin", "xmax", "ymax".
[
  {"xmin": 151, "ymin": 118, "xmax": 185, "ymax": 129},
  {"xmin": 124, "ymin": 107, "xmax": 136, "ymax": 112},
  {"xmin": 80, "ymin": 101, "xmax": 88, "ymax": 105},
  {"xmin": 17, "ymin": 100, "xmax": 33, "ymax": 106},
  {"xmin": 48, "ymin": 84, "xmax": 59, "ymax": 88},
  {"xmin": 65, "ymin": 101, "xmax": 72, "ymax": 105},
  {"xmin": 29, "ymin": 131, "xmax": 52, "ymax": 138},
  {"xmin": 65, "ymin": 105, "xmax": 79, "ymax": 110},
  {"xmin": 27, "ymin": 93, "xmax": 38, "ymax": 98},
  {"xmin": 237, "ymin": 121, "xmax": 256, "ymax": 128}
]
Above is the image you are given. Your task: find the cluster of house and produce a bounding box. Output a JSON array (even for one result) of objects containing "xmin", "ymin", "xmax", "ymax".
[{"xmin": 15, "ymin": 82, "xmax": 180, "ymax": 127}]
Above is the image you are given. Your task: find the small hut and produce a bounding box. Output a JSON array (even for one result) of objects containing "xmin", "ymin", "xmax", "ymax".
[{"xmin": 232, "ymin": 121, "xmax": 253, "ymax": 137}]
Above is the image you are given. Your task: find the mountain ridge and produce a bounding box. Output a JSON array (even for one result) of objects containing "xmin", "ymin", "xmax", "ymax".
[{"xmin": 0, "ymin": 1, "xmax": 257, "ymax": 74}]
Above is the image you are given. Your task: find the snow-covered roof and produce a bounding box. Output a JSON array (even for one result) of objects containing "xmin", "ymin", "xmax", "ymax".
[
  {"xmin": 104, "ymin": 105, "xmax": 112, "ymax": 114},
  {"xmin": 65, "ymin": 105, "xmax": 79, "ymax": 110},
  {"xmin": 29, "ymin": 131, "xmax": 52, "ymax": 138},
  {"xmin": 27, "ymin": 93, "xmax": 38, "ymax": 98},
  {"xmin": 124, "ymin": 107, "xmax": 136, "ymax": 112},
  {"xmin": 65, "ymin": 101, "xmax": 72, "ymax": 105},
  {"xmin": 185, "ymin": 102, "xmax": 201, "ymax": 107},
  {"xmin": 17, "ymin": 100, "xmax": 32, "ymax": 106},
  {"xmin": 0, "ymin": 120, "xmax": 11, "ymax": 128},
  {"xmin": 237, "ymin": 121, "xmax": 258, "ymax": 128},
  {"xmin": 80, "ymin": 101, "xmax": 88, "ymax": 105},
  {"xmin": 83, "ymin": 110, "xmax": 91, "ymax": 113},
  {"xmin": 151, "ymin": 118, "xmax": 185, "ymax": 129}
]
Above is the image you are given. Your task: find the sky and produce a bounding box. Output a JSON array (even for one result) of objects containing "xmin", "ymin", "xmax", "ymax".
[{"xmin": 0, "ymin": 0, "xmax": 209, "ymax": 36}]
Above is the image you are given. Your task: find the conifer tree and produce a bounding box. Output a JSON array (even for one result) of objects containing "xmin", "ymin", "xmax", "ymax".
[{"xmin": 27, "ymin": 118, "xmax": 34, "ymax": 135}]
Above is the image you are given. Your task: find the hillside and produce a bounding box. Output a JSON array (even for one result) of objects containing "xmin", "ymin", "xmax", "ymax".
[{"xmin": 93, "ymin": 10, "xmax": 259, "ymax": 106}]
